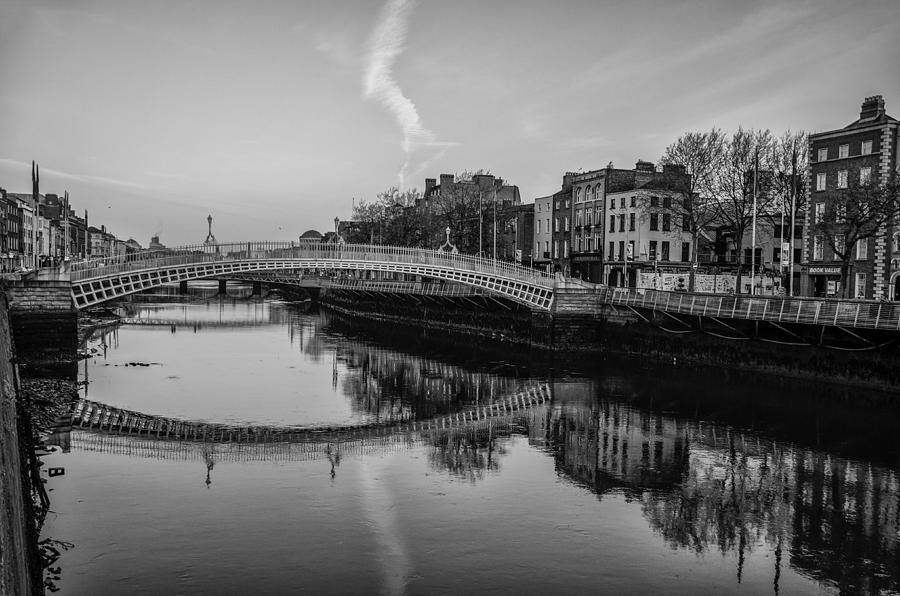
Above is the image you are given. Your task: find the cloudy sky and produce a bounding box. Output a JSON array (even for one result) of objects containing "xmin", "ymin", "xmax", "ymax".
[{"xmin": 2, "ymin": 0, "xmax": 899, "ymax": 246}]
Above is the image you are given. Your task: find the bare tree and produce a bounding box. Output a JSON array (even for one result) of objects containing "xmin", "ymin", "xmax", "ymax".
[
  {"xmin": 811, "ymin": 174, "xmax": 900, "ymax": 297},
  {"xmin": 712, "ymin": 128, "xmax": 777, "ymax": 294},
  {"xmin": 766, "ymin": 131, "xmax": 808, "ymax": 293},
  {"xmin": 658, "ymin": 129, "xmax": 726, "ymax": 290}
]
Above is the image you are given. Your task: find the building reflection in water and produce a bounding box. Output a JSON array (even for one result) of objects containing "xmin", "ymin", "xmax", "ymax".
[{"xmin": 533, "ymin": 381, "xmax": 900, "ymax": 595}]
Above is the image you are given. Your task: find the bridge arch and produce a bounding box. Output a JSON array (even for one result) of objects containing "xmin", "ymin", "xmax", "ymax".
[{"xmin": 65, "ymin": 242, "xmax": 559, "ymax": 310}]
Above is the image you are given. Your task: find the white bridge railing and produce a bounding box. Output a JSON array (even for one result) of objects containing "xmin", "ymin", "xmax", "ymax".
[
  {"xmin": 63, "ymin": 241, "xmax": 554, "ymax": 287},
  {"xmin": 597, "ymin": 286, "xmax": 900, "ymax": 331}
]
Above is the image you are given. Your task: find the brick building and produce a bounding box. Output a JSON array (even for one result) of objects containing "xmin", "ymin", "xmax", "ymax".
[{"xmin": 804, "ymin": 95, "xmax": 899, "ymax": 299}]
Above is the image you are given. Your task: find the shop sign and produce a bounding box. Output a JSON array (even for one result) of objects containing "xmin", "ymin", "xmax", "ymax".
[{"xmin": 808, "ymin": 266, "xmax": 841, "ymax": 275}]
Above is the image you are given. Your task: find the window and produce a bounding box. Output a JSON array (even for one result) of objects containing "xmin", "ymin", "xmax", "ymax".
[
  {"xmin": 618, "ymin": 241, "xmax": 625, "ymax": 261},
  {"xmin": 608, "ymin": 241, "xmax": 614, "ymax": 260},
  {"xmin": 839, "ymin": 144, "xmax": 849, "ymax": 159},
  {"xmin": 555, "ymin": 218, "xmax": 560, "ymax": 233},
  {"xmin": 813, "ymin": 235, "xmax": 824, "ymax": 260},
  {"xmin": 609, "ymin": 215, "xmax": 615, "ymax": 233},
  {"xmin": 683, "ymin": 214, "xmax": 691, "ymax": 232},
  {"xmin": 564, "ymin": 217, "xmax": 570, "ymax": 232},
  {"xmin": 681, "ymin": 242, "xmax": 690, "ymax": 262},
  {"xmin": 661, "ymin": 241, "xmax": 670, "ymax": 261},
  {"xmin": 619, "ymin": 214, "xmax": 625, "ymax": 232},
  {"xmin": 856, "ymin": 239, "xmax": 868, "ymax": 260},
  {"xmin": 815, "ymin": 202, "xmax": 825, "ymax": 223},
  {"xmin": 629, "ymin": 212, "xmax": 635, "ymax": 231},
  {"xmin": 627, "ymin": 240, "xmax": 635, "ymax": 260},
  {"xmin": 817, "ymin": 147, "xmax": 828, "ymax": 162},
  {"xmin": 630, "ymin": 196, "xmax": 636, "ymax": 208},
  {"xmin": 610, "ymin": 199, "xmax": 615, "ymax": 210},
  {"xmin": 544, "ymin": 241, "xmax": 549, "ymax": 256},
  {"xmin": 575, "ymin": 188, "xmax": 582, "ymax": 202},
  {"xmin": 835, "ymin": 203, "xmax": 846, "ymax": 222},
  {"xmin": 564, "ymin": 240, "xmax": 569, "ymax": 258},
  {"xmin": 860, "ymin": 167, "xmax": 872, "ymax": 186},
  {"xmin": 662, "ymin": 196, "xmax": 671, "ymax": 209},
  {"xmin": 834, "ymin": 234, "xmax": 845, "ymax": 255},
  {"xmin": 855, "ymin": 273, "xmax": 866, "ymax": 299},
  {"xmin": 837, "ymin": 170, "xmax": 848, "ymax": 188},
  {"xmin": 662, "ymin": 214, "xmax": 671, "ymax": 232},
  {"xmin": 586, "ymin": 237, "xmax": 592, "ymax": 251},
  {"xmin": 577, "ymin": 236, "xmax": 582, "ymax": 252},
  {"xmin": 537, "ymin": 220, "xmax": 541, "ymax": 234},
  {"xmin": 816, "ymin": 172, "xmax": 826, "ymax": 191},
  {"xmin": 619, "ymin": 197, "xmax": 625, "ymax": 209},
  {"xmin": 862, "ymin": 140, "xmax": 873, "ymax": 155},
  {"xmin": 649, "ymin": 240, "xmax": 658, "ymax": 260},
  {"xmin": 586, "ymin": 208, "xmax": 593, "ymax": 226},
  {"xmin": 546, "ymin": 219, "xmax": 550, "ymax": 233},
  {"xmin": 553, "ymin": 240, "xmax": 558, "ymax": 258},
  {"xmin": 650, "ymin": 196, "xmax": 659, "ymax": 207},
  {"xmin": 575, "ymin": 211, "xmax": 582, "ymax": 227},
  {"xmin": 650, "ymin": 213, "xmax": 659, "ymax": 231}
]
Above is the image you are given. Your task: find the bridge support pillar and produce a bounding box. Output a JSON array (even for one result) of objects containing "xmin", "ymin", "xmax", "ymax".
[
  {"xmin": 218, "ymin": 279, "xmax": 227, "ymax": 295},
  {"xmin": 252, "ymin": 282, "xmax": 262, "ymax": 296},
  {"xmin": 3, "ymin": 279, "xmax": 78, "ymax": 378},
  {"xmin": 179, "ymin": 280, "xmax": 188, "ymax": 293}
]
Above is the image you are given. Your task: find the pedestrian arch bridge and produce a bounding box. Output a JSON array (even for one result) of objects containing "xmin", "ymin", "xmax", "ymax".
[{"xmin": 60, "ymin": 242, "xmax": 561, "ymax": 310}]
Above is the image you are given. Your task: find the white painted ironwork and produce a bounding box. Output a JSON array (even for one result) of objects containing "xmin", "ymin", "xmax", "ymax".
[
  {"xmin": 60, "ymin": 242, "xmax": 555, "ymax": 310},
  {"xmin": 594, "ymin": 286, "xmax": 900, "ymax": 331}
]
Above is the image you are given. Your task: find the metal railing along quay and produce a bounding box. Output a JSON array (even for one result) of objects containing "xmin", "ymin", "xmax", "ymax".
[
  {"xmin": 596, "ymin": 286, "xmax": 900, "ymax": 331},
  {"xmin": 61, "ymin": 242, "xmax": 554, "ymax": 287}
]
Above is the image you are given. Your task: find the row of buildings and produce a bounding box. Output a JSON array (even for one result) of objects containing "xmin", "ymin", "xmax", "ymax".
[
  {"xmin": 0, "ymin": 188, "xmax": 146, "ymax": 272},
  {"xmin": 420, "ymin": 95, "xmax": 897, "ymax": 299}
]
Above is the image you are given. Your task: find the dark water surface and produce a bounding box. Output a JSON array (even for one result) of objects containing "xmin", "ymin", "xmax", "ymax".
[{"xmin": 42, "ymin": 295, "xmax": 900, "ymax": 595}]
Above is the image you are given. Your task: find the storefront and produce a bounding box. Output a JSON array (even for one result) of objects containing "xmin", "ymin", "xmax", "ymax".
[{"xmin": 807, "ymin": 265, "xmax": 842, "ymax": 297}]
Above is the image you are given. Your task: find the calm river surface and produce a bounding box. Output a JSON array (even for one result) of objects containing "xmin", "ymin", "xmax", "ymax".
[{"xmin": 42, "ymin": 291, "xmax": 900, "ymax": 595}]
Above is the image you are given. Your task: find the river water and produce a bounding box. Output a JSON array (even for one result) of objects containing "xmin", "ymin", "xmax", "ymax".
[{"xmin": 41, "ymin": 289, "xmax": 900, "ymax": 595}]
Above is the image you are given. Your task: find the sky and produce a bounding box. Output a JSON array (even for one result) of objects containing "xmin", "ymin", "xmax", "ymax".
[{"xmin": 1, "ymin": 0, "xmax": 899, "ymax": 246}]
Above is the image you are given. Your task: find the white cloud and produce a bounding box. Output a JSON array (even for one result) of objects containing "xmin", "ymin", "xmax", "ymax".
[{"xmin": 362, "ymin": 0, "xmax": 441, "ymax": 189}]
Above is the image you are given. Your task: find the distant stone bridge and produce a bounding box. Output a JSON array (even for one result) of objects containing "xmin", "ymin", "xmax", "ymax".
[{"xmin": 54, "ymin": 242, "xmax": 563, "ymax": 310}]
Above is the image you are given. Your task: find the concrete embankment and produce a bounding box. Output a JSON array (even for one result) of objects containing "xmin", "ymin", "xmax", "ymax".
[{"xmin": 0, "ymin": 293, "xmax": 38, "ymax": 595}]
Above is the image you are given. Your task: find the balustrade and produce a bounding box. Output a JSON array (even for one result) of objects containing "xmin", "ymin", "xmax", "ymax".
[
  {"xmin": 63, "ymin": 241, "xmax": 553, "ymax": 287},
  {"xmin": 598, "ymin": 286, "xmax": 900, "ymax": 331}
]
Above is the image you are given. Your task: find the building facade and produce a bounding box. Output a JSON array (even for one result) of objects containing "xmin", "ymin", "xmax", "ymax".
[
  {"xmin": 804, "ymin": 95, "xmax": 899, "ymax": 299},
  {"xmin": 533, "ymin": 194, "xmax": 553, "ymax": 271}
]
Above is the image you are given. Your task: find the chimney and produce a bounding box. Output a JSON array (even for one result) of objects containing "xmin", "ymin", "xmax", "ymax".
[
  {"xmin": 635, "ymin": 160, "xmax": 655, "ymax": 185},
  {"xmin": 662, "ymin": 164, "xmax": 686, "ymax": 176},
  {"xmin": 101, "ymin": 224, "xmax": 106, "ymax": 234},
  {"xmin": 860, "ymin": 95, "xmax": 885, "ymax": 120}
]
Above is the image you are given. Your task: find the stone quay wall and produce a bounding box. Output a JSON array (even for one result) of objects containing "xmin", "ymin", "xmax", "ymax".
[
  {"xmin": 0, "ymin": 293, "xmax": 36, "ymax": 595},
  {"xmin": 3, "ymin": 280, "xmax": 77, "ymax": 377}
]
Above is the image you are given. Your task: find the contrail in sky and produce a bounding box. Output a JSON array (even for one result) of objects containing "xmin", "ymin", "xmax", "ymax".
[{"xmin": 363, "ymin": 0, "xmax": 434, "ymax": 189}]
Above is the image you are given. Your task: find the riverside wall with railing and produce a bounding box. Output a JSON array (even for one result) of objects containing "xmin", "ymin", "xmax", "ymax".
[{"xmin": 591, "ymin": 286, "xmax": 900, "ymax": 332}]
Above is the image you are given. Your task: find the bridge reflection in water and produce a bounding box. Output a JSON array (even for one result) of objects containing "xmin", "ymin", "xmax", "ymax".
[
  {"xmin": 71, "ymin": 300, "xmax": 900, "ymax": 593},
  {"xmin": 50, "ymin": 385, "xmax": 900, "ymax": 593}
]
